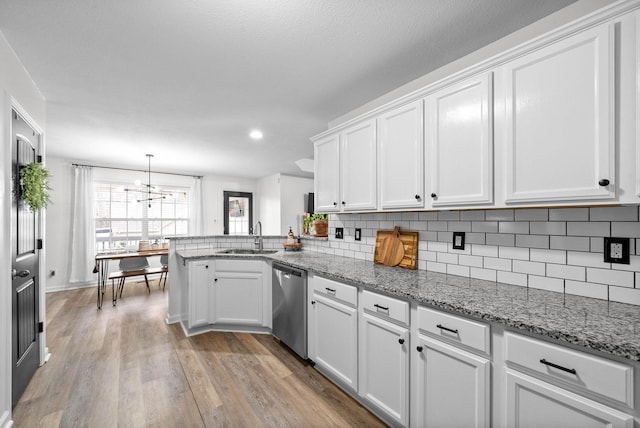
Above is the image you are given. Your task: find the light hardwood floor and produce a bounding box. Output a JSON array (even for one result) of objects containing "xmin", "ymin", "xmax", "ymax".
[{"xmin": 12, "ymin": 280, "xmax": 385, "ymax": 428}]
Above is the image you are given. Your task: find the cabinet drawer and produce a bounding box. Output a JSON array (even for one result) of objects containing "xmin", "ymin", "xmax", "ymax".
[
  {"xmin": 216, "ymin": 259, "xmax": 263, "ymax": 272},
  {"xmin": 313, "ymin": 276, "xmax": 357, "ymax": 307},
  {"xmin": 505, "ymin": 332, "xmax": 634, "ymax": 407},
  {"xmin": 417, "ymin": 306, "xmax": 490, "ymax": 355},
  {"xmin": 361, "ymin": 290, "xmax": 409, "ymax": 325}
]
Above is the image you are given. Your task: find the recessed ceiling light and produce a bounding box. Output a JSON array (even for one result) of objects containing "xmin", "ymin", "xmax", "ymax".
[{"xmin": 249, "ymin": 130, "xmax": 263, "ymax": 140}]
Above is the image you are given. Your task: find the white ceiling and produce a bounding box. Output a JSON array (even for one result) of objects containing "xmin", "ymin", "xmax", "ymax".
[{"xmin": 0, "ymin": 0, "xmax": 578, "ymax": 178}]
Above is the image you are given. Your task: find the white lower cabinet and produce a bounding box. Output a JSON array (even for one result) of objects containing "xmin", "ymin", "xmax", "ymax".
[
  {"xmin": 414, "ymin": 335, "xmax": 490, "ymax": 428},
  {"xmin": 359, "ymin": 307, "xmax": 409, "ymax": 426},
  {"xmin": 213, "ymin": 259, "xmax": 270, "ymax": 327},
  {"xmin": 308, "ymin": 293, "xmax": 358, "ymax": 392},
  {"xmin": 505, "ymin": 369, "xmax": 633, "ymax": 428},
  {"xmin": 188, "ymin": 259, "xmax": 214, "ymax": 328}
]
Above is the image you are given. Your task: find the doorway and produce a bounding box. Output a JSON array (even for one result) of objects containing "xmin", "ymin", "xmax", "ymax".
[
  {"xmin": 11, "ymin": 108, "xmax": 41, "ymax": 407},
  {"xmin": 223, "ymin": 191, "xmax": 253, "ymax": 235}
]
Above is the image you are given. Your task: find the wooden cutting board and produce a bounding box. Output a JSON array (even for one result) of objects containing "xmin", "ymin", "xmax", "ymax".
[{"xmin": 374, "ymin": 227, "xmax": 419, "ymax": 270}]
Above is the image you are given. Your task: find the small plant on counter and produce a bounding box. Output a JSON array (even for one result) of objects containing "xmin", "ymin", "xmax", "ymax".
[
  {"xmin": 20, "ymin": 162, "xmax": 51, "ymax": 211},
  {"xmin": 309, "ymin": 213, "xmax": 329, "ymax": 237}
]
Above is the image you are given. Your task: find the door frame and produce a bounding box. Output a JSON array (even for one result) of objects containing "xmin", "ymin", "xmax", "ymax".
[{"xmin": 6, "ymin": 98, "xmax": 48, "ymax": 391}]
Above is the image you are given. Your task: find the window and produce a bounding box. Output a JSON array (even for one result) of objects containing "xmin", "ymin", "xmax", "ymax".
[
  {"xmin": 223, "ymin": 191, "xmax": 253, "ymax": 235},
  {"xmin": 95, "ymin": 182, "xmax": 189, "ymax": 251}
]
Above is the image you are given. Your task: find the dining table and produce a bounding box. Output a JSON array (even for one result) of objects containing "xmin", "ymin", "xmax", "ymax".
[{"xmin": 94, "ymin": 248, "xmax": 168, "ymax": 309}]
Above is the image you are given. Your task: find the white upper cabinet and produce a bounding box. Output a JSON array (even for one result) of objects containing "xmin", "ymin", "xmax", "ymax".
[
  {"xmin": 314, "ymin": 134, "xmax": 340, "ymax": 212},
  {"xmin": 341, "ymin": 120, "xmax": 377, "ymax": 211},
  {"xmin": 425, "ymin": 73, "xmax": 493, "ymax": 207},
  {"xmin": 499, "ymin": 22, "xmax": 615, "ymax": 204},
  {"xmin": 378, "ymin": 100, "xmax": 424, "ymax": 209}
]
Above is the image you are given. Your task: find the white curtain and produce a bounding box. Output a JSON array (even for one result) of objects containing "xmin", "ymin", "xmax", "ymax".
[
  {"xmin": 69, "ymin": 165, "xmax": 95, "ymax": 283},
  {"xmin": 189, "ymin": 177, "xmax": 203, "ymax": 235}
]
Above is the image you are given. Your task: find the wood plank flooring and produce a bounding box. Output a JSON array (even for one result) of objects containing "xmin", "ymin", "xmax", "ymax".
[{"xmin": 12, "ymin": 281, "xmax": 386, "ymax": 428}]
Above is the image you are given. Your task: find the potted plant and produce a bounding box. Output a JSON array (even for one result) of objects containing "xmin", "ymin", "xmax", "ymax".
[
  {"xmin": 20, "ymin": 162, "xmax": 51, "ymax": 211},
  {"xmin": 309, "ymin": 213, "xmax": 328, "ymax": 237}
]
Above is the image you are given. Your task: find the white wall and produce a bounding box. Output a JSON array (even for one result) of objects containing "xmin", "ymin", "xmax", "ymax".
[
  {"xmin": 0, "ymin": 29, "xmax": 46, "ymax": 427},
  {"xmin": 280, "ymin": 175, "xmax": 313, "ymax": 236},
  {"xmin": 257, "ymin": 174, "xmax": 281, "ymax": 235},
  {"xmin": 201, "ymin": 174, "xmax": 258, "ymax": 235}
]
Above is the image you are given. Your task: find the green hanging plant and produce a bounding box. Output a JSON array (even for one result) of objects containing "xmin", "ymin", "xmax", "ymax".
[{"xmin": 20, "ymin": 162, "xmax": 51, "ymax": 210}]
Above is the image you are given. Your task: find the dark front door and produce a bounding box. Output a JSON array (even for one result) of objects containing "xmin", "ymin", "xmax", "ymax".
[{"xmin": 11, "ymin": 109, "xmax": 41, "ymax": 407}]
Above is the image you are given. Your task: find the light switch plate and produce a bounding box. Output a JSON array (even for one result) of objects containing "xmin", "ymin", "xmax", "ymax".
[
  {"xmin": 452, "ymin": 232, "xmax": 465, "ymax": 250},
  {"xmin": 603, "ymin": 237, "xmax": 630, "ymax": 264},
  {"xmin": 335, "ymin": 227, "xmax": 344, "ymax": 239},
  {"xmin": 355, "ymin": 228, "xmax": 361, "ymax": 241}
]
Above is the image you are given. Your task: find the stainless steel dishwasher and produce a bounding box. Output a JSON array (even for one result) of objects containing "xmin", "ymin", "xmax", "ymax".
[{"xmin": 272, "ymin": 263, "xmax": 307, "ymax": 359}]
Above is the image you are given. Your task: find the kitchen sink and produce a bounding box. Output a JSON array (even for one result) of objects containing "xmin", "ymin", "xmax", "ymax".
[{"xmin": 217, "ymin": 248, "xmax": 278, "ymax": 255}]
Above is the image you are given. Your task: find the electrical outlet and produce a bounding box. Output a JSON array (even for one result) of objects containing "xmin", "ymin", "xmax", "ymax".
[
  {"xmin": 335, "ymin": 227, "xmax": 344, "ymax": 239},
  {"xmin": 604, "ymin": 237, "xmax": 630, "ymax": 264},
  {"xmin": 355, "ymin": 228, "xmax": 362, "ymax": 241},
  {"xmin": 452, "ymin": 232, "xmax": 465, "ymax": 250}
]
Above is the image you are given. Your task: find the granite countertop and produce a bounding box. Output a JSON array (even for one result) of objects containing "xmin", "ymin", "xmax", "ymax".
[{"xmin": 176, "ymin": 248, "xmax": 640, "ymax": 362}]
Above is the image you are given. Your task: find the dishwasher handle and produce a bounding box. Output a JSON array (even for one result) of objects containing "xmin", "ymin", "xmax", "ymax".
[{"xmin": 273, "ymin": 263, "xmax": 305, "ymax": 278}]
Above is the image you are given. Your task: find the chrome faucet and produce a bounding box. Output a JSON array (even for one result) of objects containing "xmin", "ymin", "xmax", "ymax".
[{"xmin": 253, "ymin": 221, "xmax": 263, "ymax": 250}]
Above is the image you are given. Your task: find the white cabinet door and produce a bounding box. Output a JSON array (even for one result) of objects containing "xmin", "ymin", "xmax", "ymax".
[
  {"xmin": 505, "ymin": 369, "xmax": 633, "ymax": 428},
  {"xmin": 426, "ymin": 73, "xmax": 493, "ymax": 207},
  {"xmin": 213, "ymin": 271, "xmax": 263, "ymax": 326},
  {"xmin": 341, "ymin": 120, "xmax": 377, "ymax": 211},
  {"xmin": 359, "ymin": 312, "xmax": 409, "ymax": 426},
  {"xmin": 188, "ymin": 260, "xmax": 213, "ymax": 328},
  {"xmin": 415, "ymin": 335, "xmax": 490, "ymax": 428},
  {"xmin": 309, "ymin": 293, "xmax": 358, "ymax": 392},
  {"xmin": 378, "ymin": 100, "xmax": 424, "ymax": 209},
  {"xmin": 500, "ymin": 23, "xmax": 615, "ymax": 203},
  {"xmin": 314, "ymin": 133, "xmax": 340, "ymax": 212}
]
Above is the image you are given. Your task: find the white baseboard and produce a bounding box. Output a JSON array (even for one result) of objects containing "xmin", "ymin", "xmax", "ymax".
[{"xmin": 0, "ymin": 410, "xmax": 13, "ymax": 428}]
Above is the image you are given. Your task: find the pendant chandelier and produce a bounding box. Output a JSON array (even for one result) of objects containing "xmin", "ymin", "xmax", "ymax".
[{"xmin": 128, "ymin": 154, "xmax": 169, "ymax": 208}]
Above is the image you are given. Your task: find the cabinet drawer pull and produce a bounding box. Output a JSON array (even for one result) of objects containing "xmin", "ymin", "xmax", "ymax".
[
  {"xmin": 333, "ymin": 202, "xmax": 337, "ymax": 206},
  {"xmin": 436, "ymin": 324, "xmax": 458, "ymax": 334},
  {"xmin": 214, "ymin": 278, "xmax": 218, "ymax": 282},
  {"xmin": 540, "ymin": 358, "xmax": 577, "ymax": 375},
  {"xmin": 416, "ymin": 345, "xmax": 423, "ymax": 352},
  {"xmin": 311, "ymin": 300, "xmax": 316, "ymax": 305},
  {"xmin": 598, "ymin": 179, "xmax": 610, "ymax": 187},
  {"xmin": 325, "ymin": 287, "xmax": 336, "ymax": 294},
  {"xmin": 342, "ymin": 201, "xmax": 346, "ymax": 205},
  {"xmin": 374, "ymin": 304, "xmax": 389, "ymax": 312},
  {"xmin": 415, "ymin": 194, "xmax": 420, "ymax": 200},
  {"xmin": 430, "ymin": 192, "xmax": 437, "ymax": 198},
  {"xmin": 398, "ymin": 338, "xmax": 405, "ymax": 345}
]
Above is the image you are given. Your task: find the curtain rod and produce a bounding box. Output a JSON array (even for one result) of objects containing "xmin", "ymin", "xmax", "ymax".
[{"xmin": 71, "ymin": 163, "xmax": 203, "ymax": 179}]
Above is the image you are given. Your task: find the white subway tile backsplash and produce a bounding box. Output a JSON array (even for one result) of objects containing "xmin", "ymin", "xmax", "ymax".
[
  {"xmin": 437, "ymin": 252, "xmax": 459, "ymax": 265},
  {"xmin": 499, "ymin": 222, "xmax": 529, "ymax": 234},
  {"xmin": 590, "ymin": 206, "xmax": 638, "ymax": 221},
  {"xmin": 486, "ymin": 233, "xmax": 515, "ymax": 247},
  {"xmin": 497, "ymin": 271, "xmax": 527, "ymax": 287},
  {"xmin": 611, "ymin": 222, "xmax": 640, "ymax": 238},
  {"xmin": 514, "ymin": 208, "xmax": 548, "ymax": 221},
  {"xmin": 529, "ymin": 275, "xmax": 563, "ymax": 293},
  {"xmin": 438, "ymin": 211, "xmax": 460, "ymax": 221},
  {"xmin": 530, "ymin": 248, "xmax": 566, "ymax": 264},
  {"xmin": 512, "ymin": 260, "xmax": 545, "ymax": 275},
  {"xmin": 499, "ymin": 246, "xmax": 529, "ymax": 261},
  {"xmin": 470, "ymin": 267, "xmax": 497, "ymax": 282},
  {"xmin": 471, "ymin": 244, "xmax": 498, "ymax": 258},
  {"xmin": 587, "ymin": 268, "xmax": 634, "ymax": 288},
  {"xmin": 472, "ymin": 221, "xmax": 498, "ymax": 233},
  {"xmin": 459, "ymin": 254, "xmax": 484, "ymax": 268},
  {"xmin": 447, "ymin": 264, "xmax": 470, "ymax": 277},
  {"xmin": 565, "ymin": 280, "xmax": 608, "ymax": 300},
  {"xmin": 567, "ymin": 222, "xmax": 610, "ymax": 237},
  {"xmin": 530, "ymin": 222, "xmax": 566, "ymax": 236},
  {"xmin": 427, "ymin": 261, "xmax": 447, "ymax": 273},
  {"xmin": 609, "ymin": 286, "xmax": 640, "ymax": 305},
  {"xmin": 486, "ymin": 210, "xmax": 514, "ymax": 221},
  {"xmin": 566, "ymin": 251, "xmax": 610, "ymax": 269},
  {"xmin": 550, "ymin": 236, "xmax": 590, "ymax": 251},
  {"xmin": 484, "ymin": 257, "xmax": 512, "ymax": 271},
  {"xmin": 546, "ymin": 264, "xmax": 585, "ymax": 281},
  {"xmin": 447, "ymin": 221, "xmax": 472, "ymax": 232},
  {"xmin": 549, "ymin": 208, "xmax": 589, "ymax": 221},
  {"xmin": 515, "ymin": 235, "xmax": 549, "ymax": 249},
  {"xmin": 460, "ymin": 210, "xmax": 485, "ymax": 221},
  {"xmin": 300, "ymin": 205, "xmax": 640, "ymax": 306}
]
